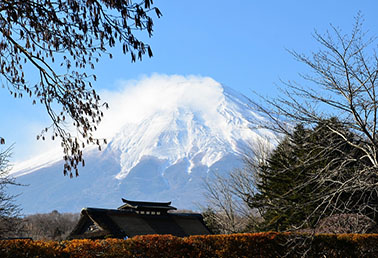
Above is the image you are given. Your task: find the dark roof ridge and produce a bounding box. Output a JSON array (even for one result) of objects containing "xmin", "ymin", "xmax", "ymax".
[
  {"xmin": 119, "ymin": 198, "xmax": 177, "ymax": 211},
  {"xmin": 121, "ymin": 198, "xmax": 173, "ymax": 207}
]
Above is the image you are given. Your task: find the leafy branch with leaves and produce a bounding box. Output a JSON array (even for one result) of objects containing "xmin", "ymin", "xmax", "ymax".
[{"xmin": 0, "ymin": 0, "xmax": 161, "ymax": 176}]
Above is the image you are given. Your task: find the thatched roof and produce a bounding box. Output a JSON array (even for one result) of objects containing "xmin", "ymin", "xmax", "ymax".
[{"xmin": 68, "ymin": 201, "xmax": 211, "ymax": 239}]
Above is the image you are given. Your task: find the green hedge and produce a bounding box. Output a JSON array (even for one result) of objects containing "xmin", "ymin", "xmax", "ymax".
[{"xmin": 0, "ymin": 232, "xmax": 377, "ymax": 257}]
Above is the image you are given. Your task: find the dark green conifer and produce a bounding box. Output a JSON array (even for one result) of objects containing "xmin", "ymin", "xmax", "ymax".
[{"xmin": 250, "ymin": 118, "xmax": 377, "ymax": 231}]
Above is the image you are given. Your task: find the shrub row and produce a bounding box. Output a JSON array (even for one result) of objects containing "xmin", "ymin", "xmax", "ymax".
[{"xmin": 0, "ymin": 232, "xmax": 378, "ymax": 257}]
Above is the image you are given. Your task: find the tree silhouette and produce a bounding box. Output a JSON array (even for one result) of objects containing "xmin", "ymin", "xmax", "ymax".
[{"xmin": 0, "ymin": 0, "xmax": 161, "ymax": 176}]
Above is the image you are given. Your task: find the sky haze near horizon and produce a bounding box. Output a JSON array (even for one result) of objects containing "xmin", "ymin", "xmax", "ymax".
[{"xmin": 1, "ymin": 0, "xmax": 378, "ymax": 162}]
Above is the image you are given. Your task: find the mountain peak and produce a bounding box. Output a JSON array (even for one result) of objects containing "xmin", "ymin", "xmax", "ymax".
[
  {"xmin": 9, "ymin": 75, "xmax": 276, "ymax": 214},
  {"xmin": 104, "ymin": 75, "xmax": 267, "ymax": 179}
]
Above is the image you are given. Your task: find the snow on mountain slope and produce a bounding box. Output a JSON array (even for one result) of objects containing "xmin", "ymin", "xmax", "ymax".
[{"xmin": 8, "ymin": 75, "xmax": 276, "ymax": 214}]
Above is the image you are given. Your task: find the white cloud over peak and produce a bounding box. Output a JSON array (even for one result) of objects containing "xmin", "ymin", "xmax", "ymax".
[
  {"xmin": 13, "ymin": 74, "xmax": 228, "ymax": 168},
  {"xmin": 96, "ymin": 74, "xmax": 225, "ymax": 138}
]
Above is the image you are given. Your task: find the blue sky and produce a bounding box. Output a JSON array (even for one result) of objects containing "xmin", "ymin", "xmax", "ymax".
[{"xmin": 1, "ymin": 0, "xmax": 378, "ymax": 162}]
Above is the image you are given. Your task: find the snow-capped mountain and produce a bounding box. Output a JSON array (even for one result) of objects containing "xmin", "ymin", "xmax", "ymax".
[{"xmin": 9, "ymin": 75, "xmax": 275, "ymax": 214}]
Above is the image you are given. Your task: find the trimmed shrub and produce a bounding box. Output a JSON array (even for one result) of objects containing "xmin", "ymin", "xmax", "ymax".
[{"xmin": 0, "ymin": 233, "xmax": 378, "ymax": 257}]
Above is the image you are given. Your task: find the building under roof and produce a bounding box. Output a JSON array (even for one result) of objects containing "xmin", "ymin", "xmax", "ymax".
[{"xmin": 68, "ymin": 199, "xmax": 211, "ymax": 239}]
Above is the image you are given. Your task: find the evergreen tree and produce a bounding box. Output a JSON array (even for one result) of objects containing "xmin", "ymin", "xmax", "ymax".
[{"xmin": 250, "ymin": 118, "xmax": 376, "ymax": 231}]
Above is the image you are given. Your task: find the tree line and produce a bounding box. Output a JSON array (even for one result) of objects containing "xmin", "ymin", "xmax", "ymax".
[{"xmin": 0, "ymin": 210, "xmax": 79, "ymax": 240}]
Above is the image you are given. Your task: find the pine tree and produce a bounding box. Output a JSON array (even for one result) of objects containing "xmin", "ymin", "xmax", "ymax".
[
  {"xmin": 251, "ymin": 124, "xmax": 316, "ymax": 231},
  {"xmin": 250, "ymin": 118, "xmax": 375, "ymax": 231}
]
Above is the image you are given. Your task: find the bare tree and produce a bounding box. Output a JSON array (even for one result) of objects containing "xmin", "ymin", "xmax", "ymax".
[
  {"xmin": 203, "ymin": 138, "xmax": 272, "ymax": 234},
  {"xmin": 0, "ymin": 0, "xmax": 161, "ymax": 176},
  {"xmin": 256, "ymin": 14, "xmax": 378, "ymax": 167},
  {"xmin": 204, "ymin": 172, "xmax": 251, "ymax": 234},
  {"xmin": 0, "ymin": 147, "xmax": 23, "ymax": 238},
  {"xmin": 22, "ymin": 210, "xmax": 79, "ymax": 240},
  {"xmin": 250, "ymin": 14, "xmax": 378, "ymax": 232}
]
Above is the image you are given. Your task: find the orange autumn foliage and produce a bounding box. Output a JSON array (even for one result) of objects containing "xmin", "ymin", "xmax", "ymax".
[{"xmin": 0, "ymin": 232, "xmax": 377, "ymax": 257}]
